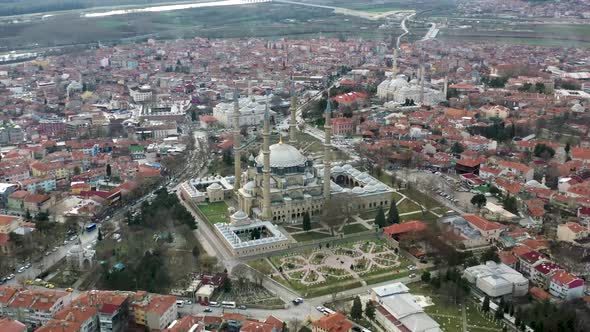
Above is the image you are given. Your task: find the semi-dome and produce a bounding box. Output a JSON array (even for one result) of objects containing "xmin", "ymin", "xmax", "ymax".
[
  {"xmin": 256, "ymin": 142, "xmax": 307, "ymax": 168},
  {"xmin": 207, "ymin": 183, "xmax": 222, "ymax": 190}
]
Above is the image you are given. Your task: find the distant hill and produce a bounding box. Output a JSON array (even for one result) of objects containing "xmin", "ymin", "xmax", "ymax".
[{"xmin": 0, "ymin": 0, "xmax": 192, "ymax": 16}]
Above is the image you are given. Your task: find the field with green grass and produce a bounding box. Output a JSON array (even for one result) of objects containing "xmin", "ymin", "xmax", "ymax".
[
  {"xmin": 341, "ymin": 223, "xmax": 369, "ymax": 234},
  {"xmin": 197, "ymin": 201, "xmax": 229, "ymax": 224},
  {"xmin": 0, "ymin": 2, "xmax": 392, "ymax": 52},
  {"xmin": 292, "ymin": 231, "xmax": 332, "ymax": 242},
  {"xmin": 408, "ymin": 282, "xmax": 503, "ymax": 332}
]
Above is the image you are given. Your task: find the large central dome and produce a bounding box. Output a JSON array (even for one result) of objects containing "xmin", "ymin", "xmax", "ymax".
[{"xmin": 256, "ymin": 142, "xmax": 307, "ymax": 168}]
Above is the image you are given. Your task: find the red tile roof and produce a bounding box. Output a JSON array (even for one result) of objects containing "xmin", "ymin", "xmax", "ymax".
[
  {"xmin": 551, "ymin": 271, "xmax": 584, "ymax": 289},
  {"xmin": 312, "ymin": 313, "xmax": 353, "ymax": 332},
  {"xmin": 0, "ymin": 318, "xmax": 26, "ymax": 332},
  {"xmin": 383, "ymin": 220, "xmax": 427, "ymax": 236},
  {"xmin": 463, "ymin": 214, "xmax": 504, "ymax": 231}
]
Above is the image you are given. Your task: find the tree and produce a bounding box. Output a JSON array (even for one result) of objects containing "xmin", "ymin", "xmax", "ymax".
[
  {"xmin": 495, "ymin": 303, "xmax": 505, "ymax": 320},
  {"xmin": 251, "ymin": 228, "xmax": 261, "ymax": 240},
  {"xmin": 421, "ymin": 270, "xmax": 431, "ymax": 283},
  {"xmin": 365, "ymin": 300, "xmax": 376, "ymax": 320},
  {"xmin": 97, "ymin": 228, "xmax": 103, "ymax": 241},
  {"xmin": 351, "ymin": 296, "xmax": 363, "ymax": 320},
  {"xmin": 481, "ymin": 247, "xmax": 500, "ymax": 263},
  {"xmin": 533, "ymin": 144, "xmax": 555, "ymax": 161},
  {"xmin": 387, "ymin": 200, "xmax": 400, "ymax": 225},
  {"xmin": 192, "ymin": 245, "xmax": 200, "ymax": 258},
  {"xmin": 106, "ymin": 163, "xmax": 112, "ymax": 178},
  {"xmin": 482, "ymin": 295, "xmax": 490, "ymax": 312},
  {"xmin": 375, "ymin": 207, "xmax": 386, "ymax": 228},
  {"xmin": 489, "ymin": 185, "xmax": 501, "ymax": 196},
  {"xmin": 302, "ymin": 212, "xmax": 311, "ymax": 232},
  {"xmin": 451, "ymin": 142, "xmax": 465, "ymax": 154},
  {"xmin": 223, "ymin": 278, "xmax": 232, "ymax": 293},
  {"xmin": 470, "ymin": 193, "xmax": 487, "ymax": 209},
  {"xmin": 503, "ymin": 195, "xmax": 518, "ymax": 214},
  {"xmin": 535, "ymin": 82, "xmax": 545, "ymax": 94},
  {"xmin": 565, "ymin": 142, "xmax": 571, "ymax": 155},
  {"xmin": 281, "ymin": 322, "xmax": 289, "ymax": 332},
  {"xmin": 74, "ymin": 166, "xmax": 81, "ymax": 175}
]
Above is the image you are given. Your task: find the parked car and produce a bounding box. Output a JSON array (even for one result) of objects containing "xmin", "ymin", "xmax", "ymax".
[
  {"xmin": 65, "ymin": 288, "xmax": 74, "ymax": 292},
  {"xmin": 204, "ymin": 308, "xmax": 212, "ymax": 313},
  {"xmin": 238, "ymin": 305, "xmax": 247, "ymax": 310},
  {"xmin": 17, "ymin": 267, "xmax": 25, "ymax": 273}
]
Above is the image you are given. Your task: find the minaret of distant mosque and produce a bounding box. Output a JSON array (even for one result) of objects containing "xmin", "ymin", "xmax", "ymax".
[
  {"xmin": 323, "ymin": 94, "xmax": 332, "ymax": 202},
  {"xmin": 232, "ymin": 87, "xmax": 241, "ymax": 191},
  {"xmin": 289, "ymin": 80, "xmax": 298, "ymax": 144},
  {"xmin": 261, "ymin": 98, "xmax": 272, "ymax": 220},
  {"xmin": 391, "ymin": 48, "xmax": 399, "ymax": 77}
]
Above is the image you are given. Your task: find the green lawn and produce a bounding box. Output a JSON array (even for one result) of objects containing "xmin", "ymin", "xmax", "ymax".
[
  {"xmin": 341, "ymin": 223, "xmax": 369, "ymax": 234},
  {"xmin": 292, "ymin": 231, "xmax": 332, "ymax": 242},
  {"xmin": 400, "ymin": 188, "xmax": 444, "ymax": 209},
  {"xmin": 401, "ymin": 212, "xmax": 439, "ymax": 223},
  {"xmin": 397, "ymin": 199, "xmax": 422, "ymax": 214},
  {"xmin": 359, "ymin": 209, "xmax": 380, "ymax": 220},
  {"xmin": 247, "ymin": 259, "xmax": 274, "ymax": 275},
  {"xmin": 197, "ymin": 201, "xmax": 229, "ymax": 224},
  {"xmin": 408, "ymin": 282, "xmax": 502, "ymax": 332},
  {"xmin": 392, "ymin": 191, "xmax": 404, "ymax": 202}
]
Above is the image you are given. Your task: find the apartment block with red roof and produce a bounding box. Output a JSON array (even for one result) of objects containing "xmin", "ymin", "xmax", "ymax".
[
  {"xmin": 131, "ymin": 292, "xmax": 177, "ymax": 331},
  {"xmin": 556, "ymin": 222, "xmax": 588, "ymax": 243},
  {"xmin": 531, "ymin": 262, "xmax": 562, "ymax": 289},
  {"xmin": 47, "ymin": 305, "xmax": 99, "ymax": 332},
  {"xmin": 0, "ymin": 318, "xmax": 26, "ymax": 332},
  {"xmin": 571, "ymin": 147, "xmax": 590, "ymax": 162},
  {"xmin": 73, "ymin": 290, "xmax": 130, "ymax": 332},
  {"xmin": 0, "ymin": 215, "xmax": 23, "ymax": 254},
  {"xmin": 516, "ymin": 250, "xmax": 547, "ymax": 277},
  {"xmin": 549, "ymin": 271, "xmax": 585, "ymax": 300},
  {"xmin": 0, "ymin": 286, "xmax": 21, "ymax": 316},
  {"xmin": 312, "ymin": 312, "xmax": 353, "ymax": 332},
  {"xmin": 5, "ymin": 289, "xmax": 70, "ymax": 329}
]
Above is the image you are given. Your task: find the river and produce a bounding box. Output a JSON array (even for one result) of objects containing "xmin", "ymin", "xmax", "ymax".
[{"xmin": 83, "ymin": 0, "xmax": 271, "ymax": 18}]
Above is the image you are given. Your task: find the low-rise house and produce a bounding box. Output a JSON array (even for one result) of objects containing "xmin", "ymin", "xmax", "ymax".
[
  {"xmin": 556, "ymin": 222, "xmax": 588, "ymax": 243},
  {"xmin": 23, "ymin": 193, "xmax": 55, "ymax": 215},
  {"xmin": 17, "ymin": 176, "xmax": 56, "ymax": 193},
  {"xmin": 0, "ymin": 318, "xmax": 26, "ymax": 332},
  {"xmin": 0, "ymin": 215, "xmax": 23, "ymax": 254},
  {"xmin": 131, "ymin": 292, "xmax": 177, "ymax": 331},
  {"xmin": 312, "ymin": 312, "xmax": 353, "ymax": 332}
]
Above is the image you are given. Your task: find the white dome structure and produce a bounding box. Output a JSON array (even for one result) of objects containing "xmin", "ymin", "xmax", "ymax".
[{"xmin": 256, "ymin": 142, "xmax": 307, "ymax": 168}]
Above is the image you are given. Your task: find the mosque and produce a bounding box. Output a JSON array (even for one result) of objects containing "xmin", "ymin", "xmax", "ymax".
[
  {"xmin": 377, "ymin": 50, "xmax": 445, "ymax": 106},
  {"xmin": 233, "ymin": 86, "xmax": 395, "ymax": 224}
]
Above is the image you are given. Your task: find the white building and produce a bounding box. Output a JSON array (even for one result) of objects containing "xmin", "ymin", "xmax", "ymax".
[
  {"xmin": 377, "ymin": 75, "xmax": 445, "ymax": 106},
  {"xmin": 370, "ymin": 282, "xmax": 441, "ymax": 332},
  {"xmin": 214, "ymin": 211, "xmax": 291, "ymax": 257},
  {"xmin": 129, "ymin": 85, "xmax": 153, "ymax": 103},
  {"xmin": 213, "ymin": 95, "xmax": 275, "ymax": 128},
  {"xmin": 549, "ymin": 271, "xmax": 585, "ymax": 300},
  {"xmin": 463, "ymin": 261, "xmax": 529, "ymax": 297},
  {"xmin": 179, "ymin": 176, "xmax": 234, "ymax": 203}
]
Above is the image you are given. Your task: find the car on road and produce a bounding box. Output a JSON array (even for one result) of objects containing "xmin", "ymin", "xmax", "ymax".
[
  {"xmin": 7, "ymin": 274, "xmax": 15, "ymax": 280},
  {"xmin": 65, "ymin": 287, "xmax": 74, "ymax": 292},
  {"xmin": 315, "ymin": 306, "xmax": 326, "ymax": 312},
  {"xmin": 45, "ymin": 251, "xmax": 51, "ymax": 256},
  {"xmin": 292, "ymin": 297, "xmax": 304, "ymax": 305},
  {"xmin": 17, "ymin": 267, "xmax": 25, "ymax": 273},
  {"xmin": 204, "ymin": 308, "xmax": 212, "ymax": 313},
  {"xmin": 45, "ymin": 283, "xmax": 55, "ymax": 289},
  {"xmin": 238, "ymin": 305, "xmax": 247, "ymax": 310},
  {"xmin": 409, "ymin": 273, "xmax": 416, "ymax": 278},
  {"xmin": 407, "ymin": 265, "xmax": 416, "ymax": 271},
  {"xmin": 25, "ymin": 280, "xmax": 34, "ymax": 285},
  {"xmin": 24, "ymin": 263, "xmax": 31, "ymax": 269}
]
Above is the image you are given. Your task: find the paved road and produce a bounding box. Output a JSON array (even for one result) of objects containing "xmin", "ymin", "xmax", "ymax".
[{"xmin": 3, "ymin": 231, "xmax": 97, "ymax": 286}]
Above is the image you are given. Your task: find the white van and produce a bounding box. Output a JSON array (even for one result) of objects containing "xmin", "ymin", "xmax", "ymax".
[
  {"xmin": 176, "ymin": 300, "xmax": 184, "ymax": 307},
  {"xmin": 209, "ymin": 301, "xmax": 220, "ymax": 307}
]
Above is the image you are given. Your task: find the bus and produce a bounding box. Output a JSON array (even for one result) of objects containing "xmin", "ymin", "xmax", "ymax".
[
  {"xmin": 221, "ymin": 301, "xmax": 236, "ymax": 309},
  {"xmin": 86, "ymin": 223, "xmax": 97, "ymax": 232}
]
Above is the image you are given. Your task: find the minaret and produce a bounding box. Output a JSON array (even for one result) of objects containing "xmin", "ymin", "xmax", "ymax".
[
  {"xmin": 391, "ymin": 48, "xmax": 399, "ymax": 77},
  {"xmin": 323, "ymin": 95, "xmax": 332, "ymax": 202},
  {"xmin": 289, "ymin": 80, "xmax": 298, "ymax": 144},
  {"xmin": 419, "ymin": 64, "xmax": 425, "ymax": 104},
  {"xmin": 261, "ymin": 98, "xmax": 272, "ymax": 220},
  {"xmin": 232, "ymin": 88, "xmax": 241, "ymax": 191},
  {"xmin": 443, "ymin": 75, "xmax": 448, "ymax": 100}
]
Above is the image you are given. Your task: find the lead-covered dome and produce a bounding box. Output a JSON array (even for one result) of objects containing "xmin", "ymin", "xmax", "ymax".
[{"xmin": 256, "ymin": 143, "xmax": 307, "ymax": 168}]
